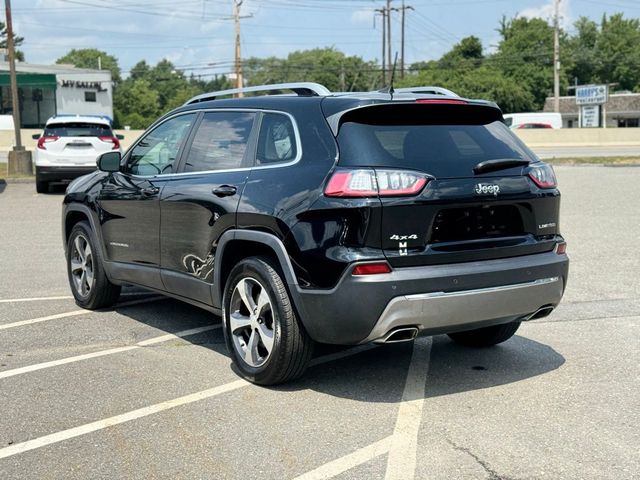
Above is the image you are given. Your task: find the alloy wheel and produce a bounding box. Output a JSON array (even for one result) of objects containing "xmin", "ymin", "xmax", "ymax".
[
  {"xmin": 70, "ymin": 234, "xmax": 94, "ymax": 297},
  {"xmin": 229, "ymin": 278, "xmax": 275, "ymax": 368}
]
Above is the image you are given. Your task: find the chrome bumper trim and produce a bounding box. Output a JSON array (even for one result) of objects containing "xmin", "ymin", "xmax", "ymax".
[{"xmin": 364, "ymin": 276, "xmax": 563, "ymax": 343}]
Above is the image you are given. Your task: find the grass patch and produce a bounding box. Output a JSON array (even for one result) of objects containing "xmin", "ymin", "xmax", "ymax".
[{"xmin": 544, "ymin": 156, "xmax": 640, "ymax": 165}]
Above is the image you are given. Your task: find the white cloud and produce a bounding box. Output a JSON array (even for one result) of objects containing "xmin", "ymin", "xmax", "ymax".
[
  {"xmin": 351, "ymin": 9, "xmax": 375, "ymax": 26},
  {"xmin": 519, "ymin": 0, "xmax": 572, "ymax": 28}
]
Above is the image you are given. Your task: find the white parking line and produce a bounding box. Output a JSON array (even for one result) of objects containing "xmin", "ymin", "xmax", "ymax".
[
  {"xmin": 385, "ymin": 336, "xmax": 433, "ymax": 480},
  {"xmin": 0, "ymin": 295, "xmax": 74, "ymax": 304},
  {"xmin": 0, "ymin": 344, "xmax": 377, "ymax": 460},
  {"xmin": 0, "ymin": 296, "xmax": 165, "ymax": 331},
  {"xmin": 293, "ymin": 436, "xmax": 392, "ymax": 480},
  {"xmin": 0, "ymin": 380, "xmax": 249, "ymax": 460},
  {"xmin": 0, "ymin": 292, "xmax": 151, "ymax": 304},
  {"xmin": 0, "ymin": 325, "xmax": 220, "ymax": 379}
]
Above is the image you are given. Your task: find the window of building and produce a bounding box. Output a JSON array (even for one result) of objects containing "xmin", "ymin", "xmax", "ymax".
[
  {"xmin": 183, "ymin": 111, "xmax": 255, "ymax": 173},
  {"xmin": 618, "ymin": 118, "xmax": 639, "ymax": 128},
  {"xmin": 84, "ymin": 91, "xmax": 97, "ymax": 102}
]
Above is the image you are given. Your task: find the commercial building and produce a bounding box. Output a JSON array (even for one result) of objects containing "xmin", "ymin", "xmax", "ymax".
[
  {"xmin": 0, "ymin": 62, "xmax": 113, "ymax": 128},
  {"xmin": 543, "ymin": 92, "xmax": 640, "ymax": 128}
]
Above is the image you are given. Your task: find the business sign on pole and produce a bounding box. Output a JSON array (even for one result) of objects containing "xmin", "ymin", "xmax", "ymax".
[
  {"xmin": 576, "ymin": 85, "xmax": 608, "ymax": 105},
  {"xmin": 581, "ymin": 105, "xmax": 600, "ymax": 128}
]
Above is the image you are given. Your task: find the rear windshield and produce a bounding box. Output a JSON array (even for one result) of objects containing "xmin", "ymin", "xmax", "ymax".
[
  {"xmin": 44, "ymin": 122, "xmax": 112, "ymax": 137},
  {"xmin": 337, "ymin": 105, "xmax": 537, "ymax": 177}
]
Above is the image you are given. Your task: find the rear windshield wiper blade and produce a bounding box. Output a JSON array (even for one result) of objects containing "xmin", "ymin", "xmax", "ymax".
[{"xmin": 473, "ymin": 158, "xmax": 530, "ymax": 175}]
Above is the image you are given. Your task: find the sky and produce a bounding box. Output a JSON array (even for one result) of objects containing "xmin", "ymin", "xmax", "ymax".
[{"xmin": 8, "ymin": 0, "xmax": 640, "ymax": 79}]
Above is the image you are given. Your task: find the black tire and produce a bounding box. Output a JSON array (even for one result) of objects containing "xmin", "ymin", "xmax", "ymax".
[
  {"xmin": 222, "ymin": 256, "xmax": 313, "ymax": 385},
  {"xmin": 35, "ymin": 179, "xmax": 49, "ymax": 194},
  {"xmin": 447, "ymin": 321, "xmax": 521, "ymax": 348},
  {"xmin": 66, "ymin": 221, "xmax": 121, "ymax": 309}
]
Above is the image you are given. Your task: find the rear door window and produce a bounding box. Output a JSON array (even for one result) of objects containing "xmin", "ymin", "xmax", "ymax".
[
  {"xmin": 256, "ymin": 113, "xmax": 298, "ymax": 165},
  {"xmin": 44, "ymin": 122, "xmax": 112, "ymax": 137},
  {"xmin": 182, "ymin": 111, "xmax": 256, "ymax": 173}
]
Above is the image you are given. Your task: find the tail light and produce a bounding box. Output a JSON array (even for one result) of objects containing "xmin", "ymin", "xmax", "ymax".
[
  {"xmin": 325, "ymin": 169, "xmax": 428, "ymax": 198},
  {"xmin": 528, "ymin": 164, "xmax": 557, "ymax": 189},
  {"xmin": 555, "ymin": 242, "xmax": 567, "ymax": 255},
  {"xmin": 99, "ymin": 136, "xmax": 121, "ymax": 150},
  {"xmin": 416, "ymin": 99, "xmax": 468, "ymax": 105},
  {"xmin": 36, "ymin": 135, "xmax": 59, "ymax": 150},
  {"xmin": 352, "ymin": 262, "xmax": 392, "ymax": 275}
]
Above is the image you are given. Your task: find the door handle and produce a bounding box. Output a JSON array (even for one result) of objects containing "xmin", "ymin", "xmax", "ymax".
[
  {"xmin": 141, "ymin": 186, "xmax": 160, "ymax": 196},
  {"xmin": 212, "ymin": 185, "xmax": 237, "ymax": 197}
]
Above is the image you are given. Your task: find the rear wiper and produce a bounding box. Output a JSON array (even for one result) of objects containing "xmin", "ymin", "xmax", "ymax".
[{"xmin": 473, "ymin": 158, "xmax": 530, "ymax": 175}]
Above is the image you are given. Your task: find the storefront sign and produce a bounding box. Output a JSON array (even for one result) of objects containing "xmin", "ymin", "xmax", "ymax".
[
  {"xmin": 576, "ymin": 85, "xmax": 608, "ymax": 105},
  {"xmin": 59, "ymin": 80, "xmax": 107, "ymax": 92},
  {"xmin": 581, "ymin": 105, "xmax": 600, "ymax": 128}
]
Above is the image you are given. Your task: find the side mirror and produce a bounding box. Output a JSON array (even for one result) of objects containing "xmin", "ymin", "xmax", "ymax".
[
  {"xmin": 32, "ymin": 133, "xmax": 41, "ymax": 140},
  {"xmin": 115, "ymin": 134, "xmax": 125, "ymax": 140},
  {"xmin": 97, "ymin": 151, "xmax": 121, "ymax": 173}
]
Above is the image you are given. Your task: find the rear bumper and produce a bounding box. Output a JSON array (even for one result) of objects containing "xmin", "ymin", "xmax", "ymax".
[
  {"xmin": 292, "ymin": 251, "xmax": 569, "ymax": 345},
  {"xmin": 36, "ymin": 166, "xmax": 97, "ymax": 182}
]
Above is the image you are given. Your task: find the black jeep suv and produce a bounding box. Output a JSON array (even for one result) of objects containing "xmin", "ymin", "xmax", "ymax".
[{"xmin": 62, "ymin": 83, "xmax": 569, "ymax": 385}]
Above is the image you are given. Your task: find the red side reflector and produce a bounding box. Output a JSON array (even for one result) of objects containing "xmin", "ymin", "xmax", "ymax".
[
  {"xmin": 555, "ymin": 242, "xmax": 567, "ymax": 255},
  {"xmin": 352, "ymin": 262, "xmax": 392, "ymax": 276},
  {"xmin": 416, "ymin": 99, "xmax": 468, "ymax": 104}
]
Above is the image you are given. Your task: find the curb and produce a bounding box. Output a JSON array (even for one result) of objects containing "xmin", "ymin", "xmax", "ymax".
[{"xmin": 0, "ymin": 177, "xmax": 35, "ymax": 184}]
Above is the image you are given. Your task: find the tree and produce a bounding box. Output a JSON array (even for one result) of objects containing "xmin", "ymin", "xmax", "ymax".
[
  {"xmin": 594, "ymin": 14, "xmax": 640, "ymax": 90},
  {"xmin": 113, "ymin": 79, "xmax": 159, "ymax": 129},
  {"xmin": 405, "ymin": 36, "xmax": 534, "ymax": 112},
  {"xmin": 438, "ymin": 36, "xmax": 483, "ymax": 69},
  {"xmin": 492, "ymin": 16, "xmax": 569, "ymax": 109},
  {"xmin": 0, "ymin": 21, "xmax": 24, "ymax": 61},
  {"xmin": 56, "ymin": 49, "xmax": 121, "ymax": 83},
  {"xmin": 565, "ymin": 16, "xmax": 598, "ymax": 85},
  {"xmin": 244, "ymin": 48, "xmax": 379, "ymax": 91}
]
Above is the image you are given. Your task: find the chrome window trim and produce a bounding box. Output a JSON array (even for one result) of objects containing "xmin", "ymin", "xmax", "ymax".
[{"xmin": 123, "ymin": 108, "xmax": 303, "ymax": 180}]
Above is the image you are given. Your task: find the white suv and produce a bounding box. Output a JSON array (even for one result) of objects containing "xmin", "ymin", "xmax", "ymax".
[{"xmin": 33, "ymin": 115, "xmax": 123, "ymax": 193}]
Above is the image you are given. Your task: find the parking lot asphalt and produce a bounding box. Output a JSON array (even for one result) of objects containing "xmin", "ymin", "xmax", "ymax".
[{"xmin": 0, "ymin": 166, "xmax": 639, "ymax": 480}]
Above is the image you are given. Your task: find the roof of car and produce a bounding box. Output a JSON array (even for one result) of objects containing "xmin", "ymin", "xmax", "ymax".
[{"xmin": 45, "ymin": 115, "xmax": 112, "ymax": 127}]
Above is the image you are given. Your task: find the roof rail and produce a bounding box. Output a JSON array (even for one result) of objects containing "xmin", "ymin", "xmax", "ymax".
[
  {"xmin": 391, "ymin": 86, "xmax": 460, "ymax": 97},
  {"xmin": 184, "ymin": 82, "xmax": 331, "ymax": 105}
]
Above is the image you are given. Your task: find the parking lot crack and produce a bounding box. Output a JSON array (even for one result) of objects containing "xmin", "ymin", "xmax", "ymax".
[{"xmin": 446, "ymin": 439, "xmax": 519, "ymax": 480}]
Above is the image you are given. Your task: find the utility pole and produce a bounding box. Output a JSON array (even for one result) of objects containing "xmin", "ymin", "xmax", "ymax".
[
  {"xmin": 375, "ymin": 7, "xmax": 387, "ymax": 86},
  {"xmin": 386, "ymin": 0, "xmax": 392, "ymax": 84},
  {"xmin": 553, "ymin": 0, "xmax": 561, "ymax": 112},
  {"xmin": 233, "ymin": 0, "xmax": 244, "ymax": 96},
  {"xmin": 4, "ymin": 0, "xmax": 32, "ymax": 176},
  {"xmin": 399, "ymin": 1, "xmax": 413, "ymax": 79}
]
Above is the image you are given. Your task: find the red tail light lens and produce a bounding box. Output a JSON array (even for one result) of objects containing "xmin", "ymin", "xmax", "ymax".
[
  {"xmin": 416, "ymin": 99, "xmax": 468, "ymax": 104},
  {"xmin": 99, "ymin": 136, "xmax": 121, "ymax": 150},
  {"xmin": 555, "ymin": 242, "xmax": 567, "ymax": 255},
  {"xmin": 36, "ymin": 135, "xmax": 59, "ymax": 150},
  {"xmin": 325, "ymin": 169, "xmax": 428, "ymax": 198},
  {"xmin": 352, "ymin": 262, "xmax": 392, "ymax": 275},
  {"xmin": 528, "ymin": 164, "xmax": 557, "ymax": 189}
]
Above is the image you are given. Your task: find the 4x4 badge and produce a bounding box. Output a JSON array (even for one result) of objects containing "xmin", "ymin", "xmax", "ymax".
[{"xmin": 474, "ymin": 183, "xmax": 500, "ymax": 196}]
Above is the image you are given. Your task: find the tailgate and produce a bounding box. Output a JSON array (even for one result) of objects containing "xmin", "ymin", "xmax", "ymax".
[{"xmin": 334, "ymin": 103, "xmax": 561, "ymax": 267}]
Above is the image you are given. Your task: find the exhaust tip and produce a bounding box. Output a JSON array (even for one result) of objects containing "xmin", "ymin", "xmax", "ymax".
[
  {"xmin": 375, "ymin": 327, "xmax": 419, "ymax": 344},
  {"xmin": 525, "ymin": 306, "xmax": 554, "ymax": 321}
]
